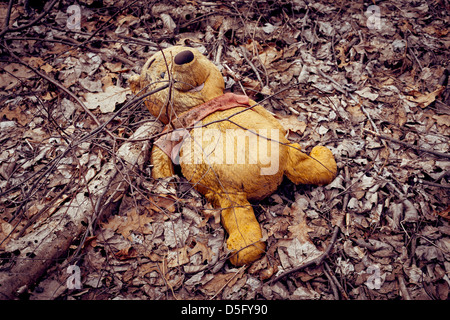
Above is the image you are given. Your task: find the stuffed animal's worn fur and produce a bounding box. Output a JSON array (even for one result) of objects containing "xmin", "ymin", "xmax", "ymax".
[{"xmin": 129, "ymin": 46, "xmax": 337, "ymax": 266}]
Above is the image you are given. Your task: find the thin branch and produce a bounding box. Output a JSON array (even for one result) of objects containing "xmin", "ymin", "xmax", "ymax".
[
  {"xmin": 2, "ymin": 43, "xmax": 105, "ymax": 129},
  {"xmin": 3, "ymin": 0, "xmax": 14, "ymax": 32},
  {"xmin": 240, "ymin": 46, "xmax": 264, "ymax": 88},
  {"xmin": 209, "ymin": 266, "xmax": 246, "ymax": 300},
  {"xmin": 268, "ymin": 224, "xmax": 341, "ymax": 284},
  {"xmin": 0, "ymin": 0, "xmax": 60, "ymax": 38},
  {"xmin": 57, "ymin": 0, "xmax": 141, "ymax": 58},
  {"xmin": 363, "ymin": 128, "xmax": 450, "ymax": 159}
]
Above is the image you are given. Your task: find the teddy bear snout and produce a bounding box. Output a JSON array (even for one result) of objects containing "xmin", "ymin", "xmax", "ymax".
[{"xmin": 174, "ymin": 50, "xmax": 195, "ymax": 65}]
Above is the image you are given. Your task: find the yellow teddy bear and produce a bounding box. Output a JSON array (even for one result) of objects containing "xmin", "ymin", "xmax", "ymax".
[{"xmin": 129, "ymin": 46, "xmax": 337, "ymax": 266}]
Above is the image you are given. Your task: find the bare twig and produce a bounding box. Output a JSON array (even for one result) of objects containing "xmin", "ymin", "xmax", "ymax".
[
  {"xmin": 0, "ymin": 0, "xmax": 59, "ymax": 38},
  {"xmin": 363, "ymin": 128, "xmax": 450, "ymax": 159},
  {"xmin": 240, "ymin": 46, "xmax": 264, "ymax": 88},
  {"xmin": 54, "ymin": 0, "xmax": 141, "ymax": 59},
  {"xmin": 3, "ymin": 0, "xmax": 14, "ymax": 32},
  {"xmin": 323, "ymin": 262, "xmax": 340, "ymax": 299},
  {"xmin": 397, "ymin": 274, "xmax": 411, "ymax": 300},
  {"xmin": 215, "ymin": 18, "xmax": 232, "ymax": 65},
  {"xmin": 268, "ymin": 223, "xmax": 341, "ymax": 284},
  {"xmin": 210, "ymin": 266, "xmax": 246, "ymax": 300},
  {"xmin": 2, "ymin": 43, "xmax": 105, "ymax": 129},
  {"xmin": 324, "ymin": 261, "xmax": 349, "ymax": 300}
]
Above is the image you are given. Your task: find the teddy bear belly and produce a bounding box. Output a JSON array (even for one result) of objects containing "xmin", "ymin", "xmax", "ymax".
[
  {"xmin": 178, "ymin": 126, "xmax": 287, "ymax": 201},
  {"xmin": 181, "ymin": 161, "xmax": 285, "ymax": 200}
]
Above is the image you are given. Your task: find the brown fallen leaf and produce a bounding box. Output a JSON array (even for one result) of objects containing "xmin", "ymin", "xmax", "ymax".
[
  {"xmin": 435, "ymin": 205, "xmax": 450, "ymax": 222},
  {"xmin": 286, "ymin": 200, "xmax": 314, "ymax": 244},
  {"xmin": 406, "ymin": 85, "xmax": 445, "ymax": 108},
  {"xmin": 0, "ymin": 104, "xmax": 30, "ymax": 126},
  {"xmin": 102, "ymin": 207, "xmax": 154, "ymax": 241},
  {"xmin": 256, "ymin": 45, "xmax": 283, "ymax": 68},
  {"xmin": 0, "ymin": 63, "xmax": 34, "ymax": 90},
  {"xmin": 0, "ymin": 220, "xmax": 15, "ymax": 250},
  {"xmin": 104, "ymin": 61, "xmax": 124, "ymax": 73},
  {"xmin": 167, "ymin": 246, "xmax": 190, "ymax": 268},
  {"xmin": 83, "ymin": 85, "xmax": 128, "ymax": 113},
  {"xmin": 138, "ymin": 262, "xmax": 160, "ymax": 277},
  {"xmin": 115, "ymin": 246, "xmax": 137, "ymax": 260},
  {"xmin": 335, "ymin": 45, "xmax": 350, "ymax": 68},
  {"xmin": 275, "ymin": 114, "xmax": 307, "ymax": 135},
  {"xmin": 189, "ymin": 241, "xmax": 212, "ymax": 263},
  {"xmin": 203, "ymin": 203, "xmax": 222, "ymax": 224},
  {"xmin": 202, "ymin": 268, "xmax": 245, "ymax": 296},
  {"xmin": 288, "ymin": 222, "xmax": 314, "ymax": 244},
  {"xmin": 148, "ymin": 193, "xmax": 179, "ymax": 213}
]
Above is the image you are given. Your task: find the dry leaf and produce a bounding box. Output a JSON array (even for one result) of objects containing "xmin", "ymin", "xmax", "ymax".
[
  {"xmin": 283, "ymin": 238, "xmax": 322, "ymax": 267},
  {"xmin": 406, "ymin": 85, "xmax": 445, "ymax": 108},
  {"xmin": 435, "ymin": 206, "xmax": 450, "ymax": 221},
  {"xmin": 167, "ymin": 246, "xmax": 190, "ymax": 268},
  {"xmin": 0, "ymin": 104, "xmax": 30, "ymax": 126},
  {"xmin": 287, "ymin": 199, "xmax": 314, "ymax": 243},
  {"xmin": 189, "ymin": 241, "xmax": 212, "ymax": 263},
  {"xmin": 148, "ymin": 194, "xmax": 178, "ymax": 213},
  {"xmin": 79, "ymin": 78, "xmax": 102, "ymax": 92},
  {"xmin": 115, "ymin": 246, "xmax": 137, "ymax": 260},
  {"xmin": 160, "ymin": 13, "xmax": 176, "ymax": 33},
  {"xmin": 355, "ymin": 86, "xmax": 379, "ymax": 101},
  {"xmin": 202, "ymin": 268, "xmax": 244, "ymax": 296},
  {"xmin": 83, "ymin": 85, "xmax": 128, "ymax": 113},
  {"xmin": 23, "ymin": 56, "xmax": 44, "ymax": 68},
  {"xmin": 164, "ymin": 218, "xmax": 189, "ymax": 248},
  {"xmin": 345, "ymin": 104, "xmax": 365, "ymax": 123},
  {"xmin": 288, "ymin": 222, "xmax": 314, "ymax": 244},
  {"xmin": 138, "ymin": 262, "xmax": 160, "ymax": 277},
  {"xmin": 102, "ymin": 208, "xmax": 154, "ymax": 241},
  {"xmin": 256, "ymin": 45, "xmax": 283, "ymax": 68},
  {"xmin": 0, "ymin": 63, "xmax": 34, "ymax": 90},
  {"xmin": 0, "ymin": 220, "xmax": 15, "ymax": 250},
  {"xmin": 276, "ymin": 114, "xmax": 307, "ymax": 134},
  {"xmin": 104, "ymin": 61, "xmax": 124, "ymax": 73},
  {"xmin": 41, "ymin": 91, "xmax": 57, "ymax": 101},
  {"xmin": 203, "ymin": 203, "xmax": 222, "ymax": 224}
]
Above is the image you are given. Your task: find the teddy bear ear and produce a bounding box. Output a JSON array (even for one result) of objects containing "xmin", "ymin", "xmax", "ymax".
[{"xmin": 174, "ymin": 50, "xmax": 194, "ymax": 65}]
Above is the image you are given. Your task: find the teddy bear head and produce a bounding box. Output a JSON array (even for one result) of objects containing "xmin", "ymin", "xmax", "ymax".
[{"xmin": 129, "ymin": 46, "xmax": 225, "ymax": 124}]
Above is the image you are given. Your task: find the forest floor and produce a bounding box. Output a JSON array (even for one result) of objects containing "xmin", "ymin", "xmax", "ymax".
[{"xmin": 0, "ymin": 0, "xmax": 449, "ymax": 300}]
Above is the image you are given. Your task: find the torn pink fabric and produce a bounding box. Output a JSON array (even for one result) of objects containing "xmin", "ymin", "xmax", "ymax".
[{"xmin": 154, "ymin": 93, "xmax": 251, "ymax": 163}]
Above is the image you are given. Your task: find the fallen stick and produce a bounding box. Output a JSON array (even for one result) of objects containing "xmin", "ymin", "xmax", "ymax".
[
  {"xmin": 0, "ymin": 0, "xmax": 59, "ymax": 39},
  {"xmin": 0, "ymin": 122, "xmax": 159, "ymax": 299},
  {"xmin": 268, "ymin": 224, "xmax": 341, "ymax": 284},
  {"xmin": 363, "ymin": 128, "xmax": 450, "ymax": 159}
]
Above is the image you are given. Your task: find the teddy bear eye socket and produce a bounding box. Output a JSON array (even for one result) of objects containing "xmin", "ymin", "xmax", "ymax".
[{"xmin": 160, "ymin": 72, "xmax": 165, "ymax": 79}]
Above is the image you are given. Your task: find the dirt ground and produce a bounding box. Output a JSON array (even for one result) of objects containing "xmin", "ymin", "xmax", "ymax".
[{"xmin": 0, "ymin": 0, "xmax": 449, "ymax": 300}]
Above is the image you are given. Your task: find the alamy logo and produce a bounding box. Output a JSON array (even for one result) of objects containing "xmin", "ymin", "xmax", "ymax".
[
  {"xmin": 66, "ymin": 265, "xmax": 81, "ymax": 290},
  {"xmin": 365, "ymin": 5, "xmax": 381, "ymax": 31},
  {"xmin": 167, "ymin": 127, "xmax": 280, "ymax": 175},
  {"xmin": 67, "ymin": 5, "xmax": 81, "ymax": 31},
  {"xmin": 365, "ymin": 264, "xmax": 383, "ymax": 290}
]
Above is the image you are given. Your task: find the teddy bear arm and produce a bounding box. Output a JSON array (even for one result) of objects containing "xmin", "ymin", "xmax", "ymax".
[
  {"xmin": 285, "ymin": 144, "xmax": 337, "ymax": 186},
  {"xmin": 150, "ymin": 144, "xmax": 174, "ymax": 179}
]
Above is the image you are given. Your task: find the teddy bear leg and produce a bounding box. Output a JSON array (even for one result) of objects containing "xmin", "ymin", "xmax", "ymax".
[
  {"xmin": 285, "ymin": 143, "xmax": 337, "ymax": 186},
  {"xmin": 150, "ymin": 145, "xmax": 174, "ymax": 179},
  {"xmin": 212, "ymin": 193, "xmax": 266, "ymax": 266}
]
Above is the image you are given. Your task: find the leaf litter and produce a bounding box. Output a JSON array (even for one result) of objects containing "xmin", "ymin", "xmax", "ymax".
[{"xmin": 0, "ymin": 0, "xmax": 449, "ymax": 300}]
